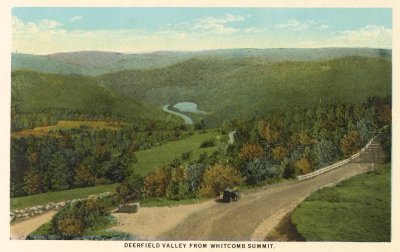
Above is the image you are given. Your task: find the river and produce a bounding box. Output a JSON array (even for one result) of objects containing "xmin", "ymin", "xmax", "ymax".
[{"xmin": 162, "ymin": 104, "xmax": 193, "ymax": 125}]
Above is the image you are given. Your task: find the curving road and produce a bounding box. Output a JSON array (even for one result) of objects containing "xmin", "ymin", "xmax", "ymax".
[
  {"xmin": 159, "ymin": 140, "xmax": 381, "ymax": 240},
  {"xmin": 162, "ymin": 104, "xmax": 193, "ymax": 125}
]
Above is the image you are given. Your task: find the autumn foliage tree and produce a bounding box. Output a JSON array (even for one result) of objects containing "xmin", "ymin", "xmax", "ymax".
[
  {"xmin": 239, "ymin": 143, "xmax": 264, "ymax": 161},
  {"xmin": 199, "ymin": 164, "xmax": 243, "ymax": 197},
  {"xmin": 340, "ymin": 130, "xmax": 362, "ymax": 157},
  {"xmin": 258, "ymin": 121, "xmax": 280, "ymax": 144},
  {"xmin": 143, "ymin": 167, "xmax": 170, "ymax": 197},
  {"xmin": 271, "ymin": 146, "xmax": 288, "ymax": 162},
  {"xmin": 294, "ymin": 158, "xmax": 312, "ymax": 175}
]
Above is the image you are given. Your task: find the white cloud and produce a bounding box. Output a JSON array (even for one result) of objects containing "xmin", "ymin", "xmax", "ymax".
[
  {"xmin": 274, "ymin": 18, "xmax": 328, "ymax": 31},
  {"xmin": 192, "ymin": 14, "xmax": 245, "ymax": 34},
  {"xmin": 329, "ymin": 25, "xmax": 392, "ymax": 48},
  {"xmin": 294, "ymin": 25, "xmax": 391, "ymax": 49},
  {"xmin": 243, "ymin": 27, "xmax": 267, "ymax": 33},
  {"xmin": 70, "ymin": 16, "xmax": 82, "ymax": 22}
]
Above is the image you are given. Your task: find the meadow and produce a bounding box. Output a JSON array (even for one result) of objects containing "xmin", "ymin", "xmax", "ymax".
[{"xmin": 291, "ymin": 164, "xmax": 391, "ymax": 241}]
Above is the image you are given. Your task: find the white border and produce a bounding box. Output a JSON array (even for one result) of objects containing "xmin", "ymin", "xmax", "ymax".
[{"xmin": 1, "ymin": 1, "xmax": 399, "ymax": 252}]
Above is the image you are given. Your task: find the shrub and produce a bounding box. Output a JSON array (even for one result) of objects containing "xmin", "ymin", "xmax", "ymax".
[
  {"xmin": 243, "ymin": 158, "xmax": 281, "ymax": 185},
  {"xmin": 199, "ymin": 164, "xmax": 243, "ymax": 197},
  {"xmin": 116, "ymin": 173, "xmax": 144, "ymax": 203},
  {"xmin": 186, "ymin": 162, "xmax": 207, "ymax": 192},
  {"xmin": 51, "ymin": 198, "xmax": 112, "ymax": 238},
  {"xmin": 200, "ymin": 139, "xmax": 215, "ymax": 148},
  {"xmin": 181, "ymin": 151, "xmax": 192, "ymax": 161},
  {"xmin": 166, "ymin": 166, "xmax": 190, "ymax": 200},
  {"xmin": 294, "ymin": 158, "xmax": 312, "ymax": 175},
  {"xmin": 143, "ymin": 167, "xmax": 170, "ymax": 197}
]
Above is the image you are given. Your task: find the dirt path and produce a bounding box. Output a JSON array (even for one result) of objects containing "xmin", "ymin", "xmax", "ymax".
[
  {"xmin": 114, "ymin": 160, "xmax": 374, "ymax": 240},
  {"xmin": 10, "ymin": 211, "xmax": 57, "ymax": 239}
]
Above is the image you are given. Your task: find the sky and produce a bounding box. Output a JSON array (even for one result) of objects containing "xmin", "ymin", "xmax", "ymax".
[{"xmin": 12, "ymin": 8, "xmax": 392, "ymax": 54}]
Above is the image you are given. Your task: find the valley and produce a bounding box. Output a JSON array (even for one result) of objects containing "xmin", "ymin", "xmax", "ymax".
[{"xmin": 10, "ymin": 48, "xmax": 392, "ymax": 241}]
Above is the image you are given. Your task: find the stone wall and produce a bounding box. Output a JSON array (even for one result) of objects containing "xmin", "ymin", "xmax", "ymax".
[{"xmin": 11, "ymin": 192, "xmax": 113, "ymax": 222}]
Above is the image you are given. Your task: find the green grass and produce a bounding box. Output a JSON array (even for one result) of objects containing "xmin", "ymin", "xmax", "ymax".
[
  {"xmin": 132, "ymin": 130, "xmax": 223, "ymax": 175},
  {"xmin": 291, "ymin": 164, "xmax": 391, "ymax": 241},
  {"xmin": 11, "ymin": 184, "xmax": 117, "ymax": 210}
]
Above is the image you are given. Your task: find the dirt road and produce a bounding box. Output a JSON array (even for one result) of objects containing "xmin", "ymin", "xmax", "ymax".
[
  {"xmin": 113, "ymin": 160, "xmax": 373, "ymax": 240},
  {"xmin": 10, "ymin": 211, "xmax": 56, "ymax": 239}
]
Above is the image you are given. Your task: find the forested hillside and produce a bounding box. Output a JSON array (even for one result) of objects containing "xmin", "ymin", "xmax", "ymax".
[
  {"xmin": 11, "ymin": 70, "xmax": 170, "ymax": 131},
  {"xmin": 98, "ymin": 56, "xmax": 391, "ymax": 126}
]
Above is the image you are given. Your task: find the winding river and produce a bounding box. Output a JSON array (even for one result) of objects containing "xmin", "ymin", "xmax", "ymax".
[{"xmin": 162, "ymin": 104, "xmax": 193, "ymax": 125}]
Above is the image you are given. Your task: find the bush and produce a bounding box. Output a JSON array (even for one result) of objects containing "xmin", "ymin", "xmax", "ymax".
[
  {"xmin": 166, "ymin": 166, "xmax": 190, "ymax": 200},
  {"xmin": 51, "ymin": 198, "xmax": 113, "ymax": 238},
  {"xmin": 116, "ymin": 173, "xmax": 144, "ymax": 203},
  {"xmin": 186, "ymin": 162, "xmax": 207, "ymax": 193},
  {"xmin": 199, "ymin": 164, "xmax": 243, "ymax": 197},
  {"xmin": 200, "ymin": 139, "xmax": 215, "ymax": 148},
  {"xmin": 143, "ymin": 167, "xmax": 170, "ymax": 197},
  {"xmin": 181, "ymin": 151, "xmax": 192, "ymax": 161}
]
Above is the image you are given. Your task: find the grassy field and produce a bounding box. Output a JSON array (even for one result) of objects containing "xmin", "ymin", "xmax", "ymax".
[
  {"xmin": 12, "ymin": 120, "xmax": 125, "ymax": 137},
  {"xmin": 11, "ymin": 184, "xmax": 118, "ymax": 210},
  {"xmin": 132, "ymin": 130, "xmax": 223, "ymax": 175},
  {"xmin": 291, "ymin": 164, "xmax": 391, "ymax": 241}
]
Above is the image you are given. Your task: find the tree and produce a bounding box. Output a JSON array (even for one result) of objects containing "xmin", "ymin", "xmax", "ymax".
[
  {"xmin": 74, "ymin": 163, "xmax": 96, "ymax": 187},
  {"xmin": 340, "ymin": 130, "xmax": 362, "ymax": 157},
  {"xmin": 166, "ymin": 166, "xmax": 190, "ymax": 200},
  {"xmin": 294, "ymin": 158, "xmax": 312, "ymax": 175},
  {"xmin": 186, "ymin": 162, "xmax": 207, "ymax": 193},
  {"xmin": 258, "ymin": 121, "xmax": 279, "ymax": 144},
  {"xmin": 271, "ymin": 146, "xmax": 288, "ymax": 162},
  {"xmin": 143, "ymin": 167, "xmax": 170, "ymax": 197},
  {"xmin": 315, "ymin": 139, "xmax": 340, "ymax": 163},
  {"xmin": 199, "ymin": 164, "xmax": 243, "ymax": 197},
  {"xmin": 239, "ymin": 143, "xmax": 264, "ymax": 161},
  {"xmin": 45, "ymin": 153, "xmax": 70, "ymax": 191},
  {"xmin": 23, "ymin": 170, "xmax": 42, "ymax": 195}
]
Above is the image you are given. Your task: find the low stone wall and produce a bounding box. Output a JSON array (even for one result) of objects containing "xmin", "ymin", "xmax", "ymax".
[{"xmin": 11, "ymin": 192, "xmax": 113, "ymax": 222}]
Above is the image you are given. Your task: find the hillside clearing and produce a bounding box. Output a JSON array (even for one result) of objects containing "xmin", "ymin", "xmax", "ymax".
[
  {"xmin": 132, "ymin": 131, "xmax": 223, "ymax": 175},
  {"xmin": 12, "ymin": 120, "xmax": 125, "ymax": 137}
]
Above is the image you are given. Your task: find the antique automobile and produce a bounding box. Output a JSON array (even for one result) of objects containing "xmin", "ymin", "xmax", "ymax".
[{"xmin": 222, "ymin": 188, "xmax": 240, "ymax": 203}]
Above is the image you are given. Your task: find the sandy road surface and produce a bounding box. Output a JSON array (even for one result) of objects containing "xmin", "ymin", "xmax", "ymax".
[
  {"xmin": 10, "ymin": 211, "xmax": 57, "ymax": 239},
  {"xmin": 113, "ymin": 160, "xmax": 373, "ymax": 240}
]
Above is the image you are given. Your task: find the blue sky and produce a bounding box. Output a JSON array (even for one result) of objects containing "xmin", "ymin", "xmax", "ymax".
[{"xmin": 12, "ymin": 8, "xmax": 392, "ymax": 54}]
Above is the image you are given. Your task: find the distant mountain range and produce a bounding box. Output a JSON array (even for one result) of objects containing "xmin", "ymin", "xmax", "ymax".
[{"xmin": 12, "ymin": 48, "xmax": 391, "ymax": 77}]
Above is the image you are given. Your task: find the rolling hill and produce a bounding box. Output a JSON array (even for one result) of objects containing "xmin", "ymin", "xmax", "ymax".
[
  {"xmin": 12, "ymin": 48, "xmax": 391, "ymax": 77},
  {"xmin": 11, "ymin": 48, "xmax": 392, "ymax": 127},
  {"xmin": 11, "ymin": 70, "xmax": 168, "ymax": 125}
]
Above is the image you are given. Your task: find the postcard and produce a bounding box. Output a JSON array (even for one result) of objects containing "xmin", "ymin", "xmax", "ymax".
[{"xmin": 1, "ymin": 1, "xmax": 399, "ymax": 252}]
